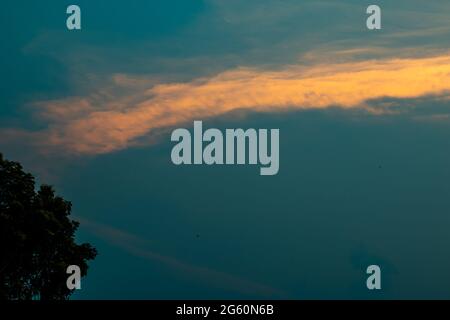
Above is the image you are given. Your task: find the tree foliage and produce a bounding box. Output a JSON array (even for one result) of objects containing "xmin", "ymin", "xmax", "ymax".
[{"xmin": 0, "ymin": 153, "xmax": 97, "ymax": 300}]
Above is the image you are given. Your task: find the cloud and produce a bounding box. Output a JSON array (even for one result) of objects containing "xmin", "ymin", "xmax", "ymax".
[
  {"xmin": 2, "ymin": 52, "xmax": 450, "ymax": 156},
  {"xmin": 80, "ymin": 218, "xmax": 287, "ymax": 298}
]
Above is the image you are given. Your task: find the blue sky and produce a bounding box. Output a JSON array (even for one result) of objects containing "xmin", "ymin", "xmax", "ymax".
[{"xmin": 1, "ymin": 0, "xmax": 450, "ymax": 299}]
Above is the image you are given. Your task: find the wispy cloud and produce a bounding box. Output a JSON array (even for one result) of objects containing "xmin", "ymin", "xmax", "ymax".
[
  {"xmin": 80, "ymin": 218, "xmax": 287, "ymax": 298},
  {"xmin": 2, "ymin": 52, "xmax": 450, "ymax": 156}
]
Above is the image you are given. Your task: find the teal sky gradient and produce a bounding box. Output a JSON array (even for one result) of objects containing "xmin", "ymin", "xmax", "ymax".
[{"xmin": 1, "ymin": 0, "xmax": 450, "ymax": 299}]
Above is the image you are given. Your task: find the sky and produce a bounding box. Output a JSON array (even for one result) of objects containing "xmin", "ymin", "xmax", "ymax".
[{"xmin": 1, "ymin": 0, "xmax": 450, "ymax": 299}]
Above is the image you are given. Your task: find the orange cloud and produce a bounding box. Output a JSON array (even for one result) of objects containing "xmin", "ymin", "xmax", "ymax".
[{"xmin": 6, "ymin": 53, "xmax": 450, "ymax": 155}]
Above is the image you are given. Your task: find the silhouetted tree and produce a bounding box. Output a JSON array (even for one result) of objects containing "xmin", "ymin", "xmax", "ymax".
[{"xmin": 0, "ymin": 153, "xmax": 97, "ymax": 300}]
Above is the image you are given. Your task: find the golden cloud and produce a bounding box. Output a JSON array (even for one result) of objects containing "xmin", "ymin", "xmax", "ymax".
[{"xmin": 7, "ymin": 53, "xmax": 450, "ymax": 155}]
